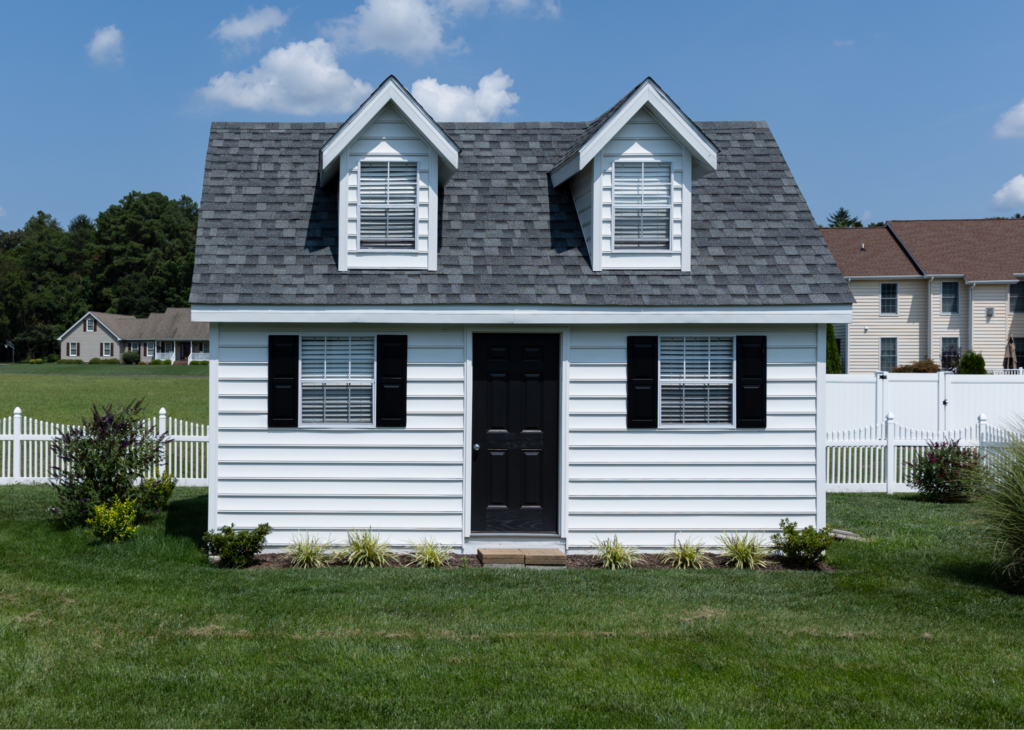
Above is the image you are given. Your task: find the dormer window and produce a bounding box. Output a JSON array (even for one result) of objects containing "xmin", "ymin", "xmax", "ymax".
[
  {"xmin": 86, "ymin": 318, "xmax": 95, "ymax": 332},
  {"xmin": 613, "ymin": 162, "xmax": 671, "ymax": 250},
  {"xmin": 359, "ymin": 161, "xmax": 417, "ymax": 250}
]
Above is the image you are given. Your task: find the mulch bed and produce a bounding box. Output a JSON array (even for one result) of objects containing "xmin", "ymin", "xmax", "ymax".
[{"xmin": 236, "ymin": 552, "xmax": 834, "ymax": 572}]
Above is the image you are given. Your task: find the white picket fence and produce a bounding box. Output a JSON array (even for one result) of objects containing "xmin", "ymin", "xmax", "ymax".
[
  {"xmin": 0, "ymin": 408, "xmax": 208, "ymax": 486},
  {"xmin": 827, "ymin": 412, "xmax": 1008, "ymax": 492}
]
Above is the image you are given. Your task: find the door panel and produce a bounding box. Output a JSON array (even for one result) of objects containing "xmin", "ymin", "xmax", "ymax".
[{"xmin": 471, "ymin": 334, "xmax": 560, "ymax": 533}]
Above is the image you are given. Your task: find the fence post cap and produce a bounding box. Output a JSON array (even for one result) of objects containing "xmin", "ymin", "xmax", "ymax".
[
  {"xmin": 886, "ymin": 412, "xmax": 895, "ymax": 421},
  {"xmin": 159, "ymin": 407, "xmax": 166, "ymax": 415},
  {"xmin": 13, "ymin": 406, "xmax": 21, "ymax": 415},
  {"xmin": 979, "ymin": 413, "xmax": 988, "ymax": 422}
]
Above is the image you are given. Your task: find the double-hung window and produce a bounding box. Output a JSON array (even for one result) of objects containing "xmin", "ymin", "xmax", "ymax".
[
  {"xmin": 86, "ymin": 318, "xmax": 94, "ymax": 332},
  {"xmin": 880, "ymin": 283, "xmax": 898, "ymax": 315},
  {"xmin": 880, "ymin": 337, "xmax": 897, "ymax": 371},
  {"xmin": 102, "ymin": 342, "xmax": 111, "ymax": 357},
  {"xmin": 1011, "ymin": 282, "xmax": 1024, "ymax": 313},
  {"xmin": 300, "ymin": 336, "xmax": 375, "ymax": 425},
  {"xmin": 659, "ymin": 336, "xmax": 734, "ymax": 425},
  {"xmin": 359, "ymin": 161, "xmax": 417, "ymax": 249},
  {"xmin": 130, "ymin": 342, "xmax": 140, "ymax": 352},
  {"xmin": 69, "ymin": 343, "xmax": 78, "ymax": 357},
  {"xmin": 941, "ymin": 282, "xmax": 959, "ymax": 314},
  {"xmin": 613, "ymin": 161, "xmax": 671, "ymax": 249}
]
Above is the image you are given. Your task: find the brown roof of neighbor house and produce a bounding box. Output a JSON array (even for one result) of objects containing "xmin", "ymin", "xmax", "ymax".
[
  {"xmin": 822, "ymin": 227, "xmax": 920, "ymax": 277},
  {"xmin": 83, "ymin": 308, "xmax": 208, "ymax": 341},
  {"xmin": 887, "ymin": 219, "xmax": 1024, "ymax": 282}
]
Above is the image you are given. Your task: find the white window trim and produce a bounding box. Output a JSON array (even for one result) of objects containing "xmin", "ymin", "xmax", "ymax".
[
  {"xmin": 298, "ymin": 334, "xmax": 378, "ymax": 429},
  {"xmin": 656, "ymin": 335, "xmax": 737, "ymax": 430},
  {"xmin": 879, "ymin": 337, "xmax": 898, "ymax": 372},
  {"xmin": 357, "ymin": 160, "xmax": 419, "ymax": 251},
  {"xmin": 102, "ymin": 342, "xmax": 112, "ymax": 357},
  {"xmin": 86, "ymin": 318, "xmax": 94, "ymax": 332},
  {"xmin": 69, "ymin": 343, "xmax": 78, "ymax": 357},
  {"xmin": 611, "ymin": 160, "xmax": 673, "ymax": 252},
  {"xmin": 879, "ymin": 282, "xmax": 899, "ymax": 316},
  {"xmin": 941, "ymin": 281, "xmax": 960, "ymax": 315}
]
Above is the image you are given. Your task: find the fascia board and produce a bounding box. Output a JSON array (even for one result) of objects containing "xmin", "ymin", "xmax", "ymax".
[
  {"xmin": 577, "ymin": 85, "xmax": 718, "ymax": 175},
  {"xmin": 844, "ymin": 275, "xmax": 926, "ymax": 280},
  {"xmin": 320, "ymin": 82, "xmax": 458, "ymax": 179},
  {"xmin": 549, "ymin": 157, "xmax": 581, "ymax": 188},
  {"xmin": 191, "ymin": 303, "xmax": 852, "ymax": 325},
  {"xmin": 967, "ymin": 280, "xmax": 1019, "ymax": 284}
]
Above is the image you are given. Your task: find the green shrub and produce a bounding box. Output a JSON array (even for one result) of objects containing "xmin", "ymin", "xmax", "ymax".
[
  {"xmin": 771, "ymin": 518, "xmax": 835, "ymax": 568},
  {"xmin": 826, "ymin": 324, "xmax": 843, "ymax": 374},
  {"xmin": 44, "ymin": 353, "xmax": 60, "ymax": 363},
  {"xmin": 129, "ymin": 474, "xmax": 176, "ymax": 517},
  {"xmin": 149, "ymin": 359, "xmax": 169, "ymax": 365},
  {"xmin": 720, "ymin": 533, "xmax": 770, "ymax": 569},
  {"xmin": 57, "ymin": 359, "xmax": 85, "ymax": 365},
  {"xmin": 410, "ymin": 538, "xmax": 453, "ymax": 568},
  {"xmin": 89, "ymin": 358, "xmax": 120, "ymax": 365},
  {"xmin": 905, "ymin": 440, "xmax": 980, "ymax": 502},
  {"xmin": 122, "ymin": 350, "xmax": 140, "ymax": 365},
  {"xmin": 86, "ymin": 495, "xmax": 139, "ymax": 543},
  {"xmin": 47, "ymin": 401, "xmax": 170, "ymax": 527},
  {"xmin": 592, "ymin": 535, "xmax": 638, "ymax": 570},
  {"xmin": 977, "ymin": 423, "xmax": 1024, "ymax": 587},
  {"xmin": 339, "ymin": 528, "xmax": 394, "ymax": 567},
  {"xmin": 204, "ymin": 523, "xmax": 272, "ymax": 568},
  {"xmin": 892, "ymin": 359, "xmax": 940, "ymax": 373},
  {"xmin": 189, "ymin": 360, "xmax": 209, "ymax": 366},
  {"xmin": 660, "ymin": 535, "xmax": 712, "ymax": 569},
  {"xmin": 29, "ymin": 358, "xmax": 43, "ymax": 365},
  {"xmin": 287, "ymin": 532, "xmax": 333, "ymax": 569},
  {"xmin": 959, "ymin": 350, "xmax": 987, "ymax": 374}
]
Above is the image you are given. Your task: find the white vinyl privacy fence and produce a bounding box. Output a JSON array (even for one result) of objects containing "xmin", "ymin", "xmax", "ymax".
[
  {"xmin": 827, "ymin": 413, "xmax": 1009, "ymax": 493},
  {"xmin": 0, "ymin": 408, "xmax": 208, "ymax": 486}
]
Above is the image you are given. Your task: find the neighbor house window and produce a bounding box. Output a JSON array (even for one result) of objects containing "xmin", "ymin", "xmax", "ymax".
[
  {"xmin": 359, "ymin": 161, "xmax": 416, "ymax": 249},
  {"xmin": 659, "ymin": 336, "xmax": 734, "ymax": 425},
  {"xmin": 880, "ymin": 338, "xmax": 897, "ymax": 371},
  {"xmin": 130, "ymin": 342, "xmax": 140, "ymax": 352},
  {"xmin": 942, "ymin": 337, "xmax": 959, "ymax": 359},
  {"xmin": 613, "ymin": 161, "xmax": 671, "ymax": 250},
  {"xmin": 1011, "ymin": 282, "xmax": 1024, "ymax": 313},
  {"xmin": 300, "ymin": 336, "xmax": 375, "ymax": 424},
  {"xmin": 941, "ymin": 282, "xmax": 959, "ymax": 314},
  {"xmin": 86, "ymin": 318, "xmax": 94, "ymax": 332},
  {"xmin": 69, "ymin": 343, "xmax": 79, "ymax": 357},
  {"xmin": 880, "ymin": 283, "xmax": 898, "ymax": 315},
  {"xmin": 102, "ymin": 343, "xmax": 112, "ymax": 357}
]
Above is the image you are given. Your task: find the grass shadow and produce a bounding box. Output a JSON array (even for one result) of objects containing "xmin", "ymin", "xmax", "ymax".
[
  {"xmin": 164, "ymin": 492, "xmax": 208, "ymax": 548},
  {"xmin": 933, "ymin": 556, "xmax": 1023, "ymax": 594}
]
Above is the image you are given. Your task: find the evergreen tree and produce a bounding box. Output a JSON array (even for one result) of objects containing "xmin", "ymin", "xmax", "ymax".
[
  {"xmin": 826, "ymin": 207, "xmax": 863, "ymax": 228},
  {"xmin": 826, "ymin": 324, "xmax": 844, "ymax": 374}
]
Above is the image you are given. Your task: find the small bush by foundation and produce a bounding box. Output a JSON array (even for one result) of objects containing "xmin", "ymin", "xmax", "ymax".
[
  {"xmin": 339, "ymin": 529, "xmax": 394, "ymax": 567},
  {"xmin": 593, "ymin": 535, "xmax": 638, "ymax": 569},
  {"xmin": 660, "ymin": 535, "xmax": 712, "ymax": 569},
  {"xmin": 720, "ymin": 533, "xmax": 770, "ymax": 569},
  {"xmin": 86, "ymin": 495, "xmax": 139, "ymax": 543},
  {"xmin": 204, "ymin": 523, "xmax": 272, "ymax": 568},
  {"xmin": 287, "ymin": 532, "xmax": 333, "ymax": 569},
  {"xmin": 771, "ymin": 519, "xmax": 835, "ymax": 568}
]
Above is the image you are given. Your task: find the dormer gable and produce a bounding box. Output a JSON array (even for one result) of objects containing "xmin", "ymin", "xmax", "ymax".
[
  {"xmin": 320, "ymin": 77, "xmax": 460, "ymax": 272},
  {"xmin": 553, "ymin": 78, "xmax": 718, "ymax": 272}
]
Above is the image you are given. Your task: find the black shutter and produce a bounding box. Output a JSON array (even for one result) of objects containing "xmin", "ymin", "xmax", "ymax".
[
  {"xmin": 376, "ymin": 335, "xmax": 407, "ymax": 428},
  {"xmin": 267, "ymin": 335, "xmax": 299, "ymax": 428},
  {"xmin": 736, "ymin": 335, "xmax": 767, "ymax": 429},
  {"xmin": 626, "ymin": 336, "xmax": 658, "ymax": 429}
]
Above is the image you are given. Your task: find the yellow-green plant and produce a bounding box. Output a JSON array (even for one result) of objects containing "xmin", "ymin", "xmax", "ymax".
[
  {"xmin": 339, "ymin": 528, "xmax": 394, "ymax": 567},
  {"xmin": 86, "ymin": 495, "xmax": 139, "ymax": 543},
  {"xmin": 592, "ymin": 535, "xmax": 638, "ymax": 570},
  {"xmin": 719, "ymin": 532, "xmax": 770, "ymax": 569},
  {"xmin": 410, "ymin": 538, "xmax": 453, "ymax": 568},
  {"xmin": 977, "ymin": 422, "xmax": 1024, "ymax": 586},
  {"xmin": 287, "ymin": 532, "xmax": 333, "ymax": 569},
  {"xmin": 660, "ymin": 535, "xmax": 712, "ymax": 569}
]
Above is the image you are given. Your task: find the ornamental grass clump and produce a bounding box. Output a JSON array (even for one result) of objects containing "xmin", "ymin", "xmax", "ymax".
[
  {"xmin": 287, "ymin": 532, "xmax": 333, "ymax": 569},
  {"xmin": 771, "ymin": 518, "xmax": 835, "ymax": 569},
  {"xmin": 48, "ymin": 401, "xmax": 170, "ymax": 527},
  {"xmin": 339, "ymin": 528, "xmax": 395, "ymax": 567},
  {"xmin": 85, "ymin": 495, "xmax": 139, "ymax": 543},
  {"xmin": 410, "ymin": 538, "xmax": 454, "ymax": 568},
  {"xmin": 977, "ymin": 423, "xmax": 1024, "ymax": 587},
  {"xmin": 720, "ymin": 532, "xmax": 770, "ymax": 570},
  {"xmin": 203, "ymin": 523, "xmax": 272, "ymax": 568},
  {"xmin": 592, "ymin": 535, "xmax": 638, "ymax": 570},
  {"xmin": 906, "ymin": 440, "xmax": 980, "ymax": 502},
  {"xmin": 660, "ymin": 535, "xmax": 712, "ymax": 569}
]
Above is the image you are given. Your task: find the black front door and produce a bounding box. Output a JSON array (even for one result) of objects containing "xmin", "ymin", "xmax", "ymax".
[{"xmin": 471, "ymin": 334, "xmax": 560, "ymax": 533}]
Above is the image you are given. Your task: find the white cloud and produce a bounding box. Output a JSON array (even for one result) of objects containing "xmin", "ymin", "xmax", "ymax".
[
  {"xmin": 212, "ymin": 6, "xmax": 288, "ymax": 45},
  {"xmin": 87, "ymin": 25, "xmax": 123, "ymax": 65},
  {"xmin": 994, "ymin": 99, "xmax": 1024, "ymax": 139},
  {"xmin": 442, "ymin": 0, "xmax": 559, "ymax": 17},
  {"xmin": 412, "ymin": 69, "xmax": 519, "ymax": 121},
  {"xmin": 993, "ymin": 175, "xmax": 1024, "ymax": 209},
  {"xmin": 199, "ymin": 39, "xmax": 373, "ymax": 115},
  {"xmin": 327, "ymin": 0, "xmax": 462, "ymax": 62},
  {"xmin": 834, "ymin": 39, "xmax": 855, "ymax": 47}
]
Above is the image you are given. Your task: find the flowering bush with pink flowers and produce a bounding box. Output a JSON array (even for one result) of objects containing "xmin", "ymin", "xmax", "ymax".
[{"xmin": 905, "ymin": 440, "xmax": 980, "ymax": 502}]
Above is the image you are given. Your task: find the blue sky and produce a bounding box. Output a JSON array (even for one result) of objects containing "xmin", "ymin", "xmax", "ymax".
[{"xmin": 1, "ymin": 0, "xmax": 1023, "ymax": 230}]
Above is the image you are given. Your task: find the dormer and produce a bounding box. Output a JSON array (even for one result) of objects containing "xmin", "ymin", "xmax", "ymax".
[
  {"xmin": 551, "ymin": 79, "xmax": 718, "ymax": 272},
  {"xmin": 320, "ymin": 77, "xmax": 460, "ymax": 272}
]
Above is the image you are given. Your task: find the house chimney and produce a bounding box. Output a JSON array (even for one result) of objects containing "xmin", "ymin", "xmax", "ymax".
[{"xmin": 861, "ymin": 243, "xmax": 865, "ymax": 251}]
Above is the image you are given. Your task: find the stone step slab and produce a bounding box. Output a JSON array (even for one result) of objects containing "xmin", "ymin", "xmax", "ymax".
[
  {"xmin": 477, "ymin": 548, "xmax": 567, "ymax": 566},
  {"xmin": 520, "ymin": 548, "xmax": 568, "ymax": 566}
]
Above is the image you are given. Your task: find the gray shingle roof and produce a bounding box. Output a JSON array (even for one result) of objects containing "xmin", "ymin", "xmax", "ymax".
[
  {"xmin": 191, "ymin": 119, "xmax": 852, "ymax": 307},
  {"xmin": 87, "ymin": 309, "xmax": 209, "ymax": 340}
]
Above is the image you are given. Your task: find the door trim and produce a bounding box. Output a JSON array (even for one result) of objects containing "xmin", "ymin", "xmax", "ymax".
[{"xmin": 462, "ymin": 326, "xmax": 569, "ymax": 541}]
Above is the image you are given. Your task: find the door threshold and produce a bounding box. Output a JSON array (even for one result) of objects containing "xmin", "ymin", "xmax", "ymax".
[{"xmin": 469, "ymin": 532, "xmax": 560, "ymax": 538}]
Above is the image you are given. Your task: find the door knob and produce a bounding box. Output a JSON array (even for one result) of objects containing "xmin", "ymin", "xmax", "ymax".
[{"xmin": 473, "ymin": 443, "xmax": 480, "ymax": 451}]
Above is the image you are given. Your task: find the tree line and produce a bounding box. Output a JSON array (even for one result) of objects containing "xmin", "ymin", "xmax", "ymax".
[{"xmin": 0, "ymin": 191, "xmax": 198, "ymax": 360}]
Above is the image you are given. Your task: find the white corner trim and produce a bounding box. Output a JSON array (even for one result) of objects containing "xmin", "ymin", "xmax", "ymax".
[
  {"xmin": 320, "ymin": 78, "xmax": 458, "ymax": 185},
  {"xmin": 191, "ymin": 303, "xmax": 853, "ymax": 325}
]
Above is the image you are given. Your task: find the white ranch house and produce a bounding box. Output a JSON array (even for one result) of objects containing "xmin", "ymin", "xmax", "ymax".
[
  {"xmin": 190, "ymin": 77, "xmax": 853, "ymax": 552},
  {"xmin": 58, "ymin": 308, "xmax": 209, "ymax": 364}
]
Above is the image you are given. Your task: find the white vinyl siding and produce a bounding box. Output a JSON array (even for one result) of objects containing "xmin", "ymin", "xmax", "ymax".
[
  {"xmin": 880, "ymin": 338, "xmax": 897, "ymax": 371},
  {"xmin": 930, "ymin": 278, "xmax": 968, "ymax": 364},
  {"xmin": 299, "ymin": 336, "xmax": 375, "ymax": 425},
  {"xmin": 941, "ymin": 281, "xmax": 960, "ymax": 314},
  {"xmin": 359, "ymin": 162, "xmax": 417, "ymax": 249},
  {"xmin": 880, "ymin": 283, "xmax": 898, "ymax": 315},
  {"xmin": 659, "ymin": 336, "xmax": 734, "ymax": 425},
  {"xmin": 846, "ymin": 279, "xmax": 927, "ymax": 372},
  {"xmin": 612, "ymin": 162, "xmax": 670, "ymax": 249}
]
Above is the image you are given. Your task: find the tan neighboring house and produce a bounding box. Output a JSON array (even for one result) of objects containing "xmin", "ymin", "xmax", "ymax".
[
  {"xmin": 57, "ymin": 308, "xmax": 210, "ymax": 364},
  {"xmin": 823, "ymin": 220, "xmax": 1024, "ymax": 373}
]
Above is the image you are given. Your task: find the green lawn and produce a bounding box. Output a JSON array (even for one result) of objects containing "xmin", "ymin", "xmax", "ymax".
[
  {"xmin": 0, "ymin": 489, "xmax": 1021, "ymax": 728},
  {"xmin": 0, "ymin": 369, "xmax": 208, "ymax": 424}
]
